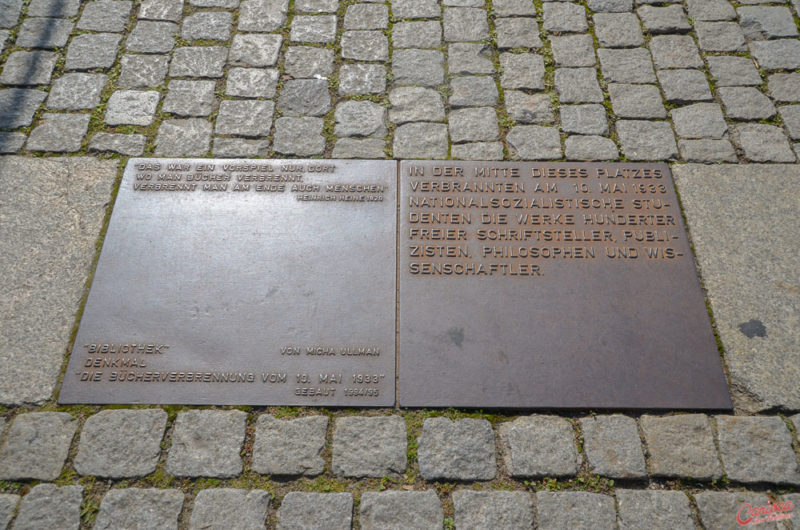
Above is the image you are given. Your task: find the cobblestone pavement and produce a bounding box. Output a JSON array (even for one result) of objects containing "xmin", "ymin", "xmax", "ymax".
[
  {"xmin": 0, "ymin": 0, "xmax": 798, "ymax": 160},
  {"xmin": 1, "ymin": 0, "xmax": 800, "ymax": 527}
]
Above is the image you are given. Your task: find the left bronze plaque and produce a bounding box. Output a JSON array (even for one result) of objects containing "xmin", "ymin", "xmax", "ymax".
[{"xmin": 59, "ymin": 159, "xmax": 396, "ymax": 406}]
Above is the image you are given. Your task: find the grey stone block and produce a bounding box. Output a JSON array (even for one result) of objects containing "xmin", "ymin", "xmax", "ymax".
[
  {"xmin": 768, "ymin": 73, "xmax": 800, "ymax": 103},
  {"xmin": 453, "ymin": 490, "xmax": 534, "ymax": 528},
  {"xmin": 0, "ymin": 0, "xmax": 23, "ymax": 28},
  {"xmin": 616, "ymin": 120, "xmax": 678, "ymax": 160},
  {"xmin": 554, "ymin": 68, "xmax": 603, "ymax": 103},
  {"xmin": 393, "ymin": 122, "xmax": 449, "ymax": 158},
  {"xmin": 190, "ymin": 489, "xmax": 269, "ymax": 530},
  {"xmin": 139, "ymin": 0, "xmax": 184, "ymax": 21},
  {"xmin": 126, "ymin": 21, "xmax": 177, "ymax": 53},
  {"xmin": 686, "ymin": 0, "xmax": 735, "ymax": 20},
  {"xmin": 296, "ymin": 0, "xmax": 337, "ymax": 12},
  {"xmin": 500, "ymin": 53, "xmax": 545, "ymax": 90},
  {"xmin": 716, "ymin": 416, "xmax": 800, "ymax": 484},
  {"xmin": 0, "ymin": 132, "xmax": 27, "ymax": 153},
  {"xmin": 695, "ymin": 21, "xmax": 747, "ymax": 51},
  {"xmin": 649, "ymin": 35, "xmax": 703, "ymax": 68},
  {"xmin": 588, "ymin": 0, "xmax": 632, "ymax": 12},
  {"xmin": 344, "ymin": 3, "xmax": 388, "ymax": 29},
  {"xmin": 77, "ymin": 0, "xmax": 133, "ymax": 32},
  {"xmin": 735, "ymin": 123, "xmax": 797, "ymax": 162},
  {"xmin": 25, "ymin": 0, "xmax": 83, "ymax": 25},
  {"xmin": 0, "ymin": 157, "xmax": 116, "ymax": 403},
  {"xmin": 392, "ymin": 49, "xmax": 444, "ymax": 86},
  {"xmin": 277, "ymin": 492, "xmax": 352, "ymax": 530},
  {"xmin": 738, "ymin": 6, "xmax": 798, "ymax": 40},
  {"xmin": 332, "ymin": 416, "xmax": 407, "ymax": 478},
  {"xmin": 94, "ymin": 488, "xmax": 184, "ymax": 530},
  {"xmin": 290, "ymin": 15, "xmax": 336, "ymax": 43},
  {"xmin": 0, "ymin": 494, "xmax": 18, "ymax": 529},
  {"xmin": 118, "ymin": 54, "xmax": 169, "ymax": 88},
  {"xmin": 332, "ymin": 138, "xmax": 386, "ymax": 158},
  {"xmin": 505, "ymin": 91, "xmax": 554, "ymax": 124},
  {"xmin": 212, "ymin": 137, "xmax": 269, "ymax": 157},
  {"xmin": 657, "ymin": 69, "xmax": 712, "ymax": 103},
  {"xmin": 637, "ymin": 5, "xmax": 689, "ymax": 33},
  {"xmin": 89, "ymin": 133, "xmax": 147, "ymax": 155},
  {"xmin": 170, "ymin": 46, "xmax": 227, "ymax": 77},
  {"xmin": 26, "ymin": 113, "xmax": 90, "ymax": 152},
  {"xmin": 707, "ymin": 56, "xmax": 761, "ymax": 86},
  {"xmin": 0, "ymin": 51, "xmax": 58, "ymax": 86},
  {"xmin": 580, "ymin": 415, "xmax": 646, "ymax": 478},
  {"xmin": 551, "ymin": 35, "xmax": 595, "ymax": 67},
  {"xmin": 493, "ymin": 0, "xmax": 537, "ymax": 16},
  {"xmin": 239, "ymin": 0, "xmax": 288, "ymax": 32},
  {"xmin": 507, "ymin": 125, "xmax": 562, "ymax": 160},
  {"xmin": 226, "ymin": 68, "xmax": 279, "ymax": 97},
  {"xmin": 182, "ymin": 11, "xmax": 231, "ymax": 40},
  {"xmin": 560, "ymin": 104, "xmax": 608, "ymax": 135},
  {"xmin": 417, "ymin": 417, "xmax": 496, "ymax": 480},
  {"xmin": 360, "ymin": 490, "xmax": 443, "ymax": 530},
  {"xmin": 594, "ymin": 13, "xmax": 643, "ymax": 47},
  {"xmin": 544, "ymin": 2, "xmax": 588, "ymax": 33},
  {"xmin": 451, "ymin": 142, "xmax": 504, "ymax": 160},
  {"xmin": 0, "ymin": 413, "xmax": 77, "ymax": 480},
  {"xmin": 339, "ymin": 64, "xmax": 386, "ymax": 95},
  {"xmin": 191, "ymin": 0, "xmax": 237, "ymax": 6},
  {"xmin": 334, "ymin": 100, "xmax": 386, "ymax": 138},
  {"xmin": 443, "ymin": 7, "xmax": 489, "ymax": 41},
  {"xmin": 779, "ymin": 105, "xmax": 800, "ymax": 139},
  {"xmin": 609, "ymin": 83, "xmax": 666, "ymax": 118},
  {"xmin": 495, "ymin": 18, "xmax": 542, "ymax": 49},
  {"xmin": 564, "ymin": 135, "xmax": 619, "ymax": 160},
  {"xmin": 47, "ymin": 73, "xmax": 107, "ymax": 110},
  {"xmin": 216, "ymin": 100, "xmax": 274, "ymax": 136},
  {"xmin": 598, "ymin": 48, "xmax": 656, "ymax": 83},
  {"xmin": 252, "ymin": 415, "xmax": 328, "ymax": 476},
  {"xmin": 277, "ymin": 78, "xmax": 331, "ymax": 117},
  {"xmin": 74, "ymin": 409, "xmax": 167, "ymax": 478},
  {"xmin": 391, "ymin": 0, "xmax": 440, "ymax": 18},
  {"xmin": 273, "ymin": 117, "xmax": 325, "ymax": 155},
  {"xmin": 16, "ymin": 17, "xmax": 74, "ymax": 49},
  {"xmin": 678, "ymin": 139, "xmax": 737, "ymax": 162},
  {"xmin": 640, "ymin": 414, "xmax": 721, "ymax": 479},
  {"xmin": 389, "ymin": 87, "xmax": 445, "ymax": 124},
  {"xmin": 13, "ymin": 484, "xmax": 82, "ymax": 530},
  {"xmin": 450, "ymin": 76, "xmax": 498, "ymax": 107},
  {"xmin": 65, "ymin": 33, "xmax": 121, "ymax": 70},
  {"xmin": 673, "ymin": 164, "xmax": 800, "ymax": 410},
  {"xmin": 719, "ymin": 87, "xmax": 776, "ymax": 120},
  {"xmin": 749, "ymin": 39, "xmax": 800, "ymax": 70},
  {"xmin": 162, "ymin": 80, "xmax": 215, "ymax": 116},
  {"xmin": 695, "ymin": 491, "xmax": 776, "ymax": 530},
  {"xmin": 341, "ymin": 30, "xmax": 389, "ymax": 61},
  {"xmin": 285, "ymin": 46, "xmax": 335, "ymax": 77},
  {"xmin": 105, "ymin": 90, "xmax": 160, "ymax": 125},
  {"xmin": 166, "ymin": 410, "xmax": 246, "ymax": 477},
  {"xmin": 445, "ymin": 0, "xmax": 483, "ymax": 6},
  {"xmin": 0, "ymin": 88, "xmax": 47, "ymax": 127},
  {"xmin": 617, "ymin": 490, "xmax": 694, "ymax": 530},
  {"xmin": 537, "ymin": 492, "xmax": 616, "ymax": 530},
  {"xmin": 671, "ymin": 103, "xmax": 727, "ymax": 139},
  {"xmin": 499, "ymin": 415, "xmax": 578, "ymax": 477},
  {"xmin": 228, "ymin": 34, "xmax": 282, "ymax": 67},
  {"xmin": 449, "ymin": 43, "xmax": 495, "ymax": 74}
]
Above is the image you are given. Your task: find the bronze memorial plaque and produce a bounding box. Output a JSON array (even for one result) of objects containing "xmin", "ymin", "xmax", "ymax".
[
  {"xmin": 398, "ymin": 161, "xmax": 731, "ymax": 409},
  {"xmin": 59, "ymin": 159, "xmax": 396, "ymax": 406}
]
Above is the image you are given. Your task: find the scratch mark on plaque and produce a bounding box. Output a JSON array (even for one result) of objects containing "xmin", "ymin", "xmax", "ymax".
[
  {"xmin": 738, "ymin": 319, "xmax": 766, "ymax": 339},
  {"xmin": 448, "ymin": 327, "xmax": 465, "ymax": 348}
]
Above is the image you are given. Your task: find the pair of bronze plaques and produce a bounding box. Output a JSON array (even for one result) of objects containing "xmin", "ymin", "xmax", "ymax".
[{"xmin": 59, "ymin": 159, "xmax": 731, "ymax": 409}]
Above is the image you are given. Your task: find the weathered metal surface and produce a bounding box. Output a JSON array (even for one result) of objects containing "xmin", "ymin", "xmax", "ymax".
[
  {"xmin": 59, "ymin": 159, "xmax": 396, "ymax": 406},
  {"xmin": 398, "ymin": 161, "xmax": 731, "ymax": 409}
]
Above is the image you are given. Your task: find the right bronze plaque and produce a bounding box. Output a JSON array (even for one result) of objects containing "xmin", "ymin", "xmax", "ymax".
[{"xmin": 398, "ymin": 161, "xmax": 731, "ymax": 409}]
